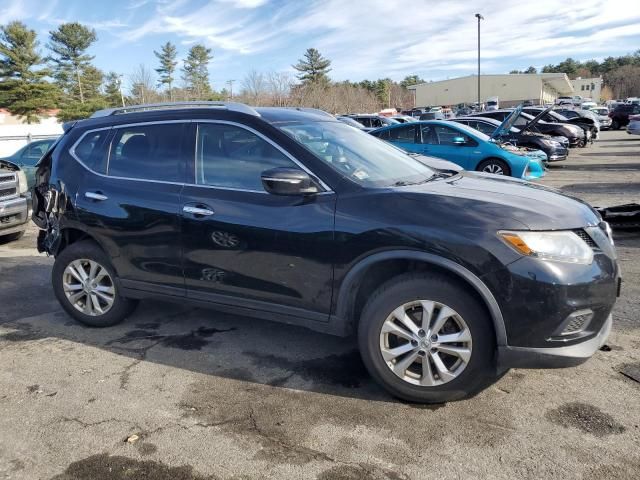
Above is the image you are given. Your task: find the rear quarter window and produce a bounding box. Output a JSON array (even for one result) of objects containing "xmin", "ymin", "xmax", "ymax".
[{"xmin": 71, "ymin": 129, "xmax": 111, "ymax": 174}]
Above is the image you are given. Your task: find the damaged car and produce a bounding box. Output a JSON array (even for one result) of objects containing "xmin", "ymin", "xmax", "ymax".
[
  {"xmin": 33, "ymin": 102, "xmax": 619, "ymax": 403},
  {"xmin": 0, "ymin": 158, "xmax": 31, "ymax": 243}
]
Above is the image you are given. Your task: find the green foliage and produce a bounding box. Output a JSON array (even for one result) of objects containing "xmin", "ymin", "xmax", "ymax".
[
  {"xmin": 57, "ymin": 97, "xmax": 108, "ymax": 122},
  {"xmin": 0, "ymin": 21, "xmax": 59, "ymax": 123},
  {"xmin": 182, "ymin": 44, "xmax": 212, "ymax": 99},
  {"xmin": 48, "ymin": 22, "xmax": 98, "ymax": 103},
  {"xmin": 293, "ymin": 48, "xmax": 331, "ymax": 85},
  {"xmin": 539, "ymin": 52, "xmax": 640, "ymax": 78},
  {"xmin": 104, "ymin": 71, "xmax": 123, "ymax": 107},
  {"xmin": 154, "ymin": 41, "xmax": 177, "ymax": 99},
  {"xmin": 400, "ymin": 75, "xmax": 424, "ymax": 88}
]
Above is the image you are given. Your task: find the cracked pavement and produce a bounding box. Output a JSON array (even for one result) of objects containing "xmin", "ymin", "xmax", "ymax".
[{"xmin": 0, "ymin": 130, "xmax": 639, "ymax": 479}]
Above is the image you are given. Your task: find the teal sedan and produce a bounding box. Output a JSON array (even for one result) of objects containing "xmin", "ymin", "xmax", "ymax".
[
  {"xmin": 0, "ymin": 138, "xmax": 58, "ymax": 189},
  {"xmin": 370, "ymin": 120, "xmax": 546, "ymax": 180}
]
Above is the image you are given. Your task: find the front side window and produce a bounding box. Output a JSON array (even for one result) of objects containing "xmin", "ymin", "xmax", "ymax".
[
  {"xmin": 370, "ymin": 118, "xmax": 383, "ymax": 128},
  {"xmin": 196, "ymin": 123, "xmax": 298, "ymax": 191},
  {"xmin": 73, "ymin": 129, "xmax": 110, "ymax": 174},
  {"xmin": 420, "ymin": 125, "xmax": 438, "ymax": 144},
  {"xmin": 434, "ymin": 126, "xmax": 474, "ymax": 146},
  {"xmin": 278, "ymin": 121, "xmax": 434, "ymax": 187},
  {"xmin": 108, "ymin": 123, "xmax": 185, "ymax": 182},
  {"xmin": 20, "ymin": 141, "xmax": 52, "ymax": 165}
]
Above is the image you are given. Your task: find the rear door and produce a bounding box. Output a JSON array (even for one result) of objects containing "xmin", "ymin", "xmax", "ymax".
[
  {"xmin": 179, "ymin": 121, "xmax": 335, "ymax": 320},
  {"xmin": 74, "ymin": 121, "xmax": 188, "ymax": 295},
  {"xmin": 384, "ymin": 124, "xmax": 418, "ymax": 152}
]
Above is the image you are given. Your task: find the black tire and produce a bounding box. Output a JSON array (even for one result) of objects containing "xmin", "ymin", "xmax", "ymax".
[
  {"xmin": 0, "ymin": 230, "xmax": 25, "ymax": 245},
  {"xmin": 52, "ymin": 240, "xmax": 138, "ymax": 327},
  {"xmin": 476, "ymin": 158, "xmax": 511, "ymax": 177},
  {"xmin": 611, "ymin": 120, "xmax": 620, "ymax": 130},
  {"xmin": 358, "ymin": 273, "xmax": 496, "ymax": 403}
]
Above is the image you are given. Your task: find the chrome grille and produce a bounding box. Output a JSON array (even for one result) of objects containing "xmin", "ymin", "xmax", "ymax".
[
  {"xmin": 0, "ymin": 173, "xmax": 16, "ymax": 184},
  {"xmin": 0, "ymin": 187, "xmax": 17, "ymax": 198}
]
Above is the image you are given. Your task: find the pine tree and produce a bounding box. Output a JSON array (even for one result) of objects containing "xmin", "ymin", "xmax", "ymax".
[
  {"xmin": 292, "ymin": 48, "xmax": 331, "ymax": 85},
  {"xmin": 154, "ymin": 41, "xmax": 177, "ymax": 100},
  {"xmin": 182, "ymin": 44, "xmax": 212, "ymax": 100},
  {"xmin": 48, "ymin": 22, "xmax": 97, "ymax": 104},
  {"xmin": 0, "ymin": 21, "xmax": 59, "ymax": 123},
  {"xmin": 104, "ymin": 71, "xmax": 123, "ymax": 107}
]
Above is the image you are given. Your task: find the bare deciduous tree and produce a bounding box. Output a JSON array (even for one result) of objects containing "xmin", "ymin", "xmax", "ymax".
[{"xmin": 129, "ymin": 64, "xmax": 161, "ymax": 104}]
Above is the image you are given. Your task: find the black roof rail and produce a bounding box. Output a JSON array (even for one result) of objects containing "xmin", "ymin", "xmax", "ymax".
[{"xmin": 90, "ymin": 101, "xmax": 260, "ymax": 118}]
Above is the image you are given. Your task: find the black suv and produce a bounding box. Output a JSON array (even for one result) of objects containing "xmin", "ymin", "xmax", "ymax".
[{"xmin": 32, "ymin": 102, "xmax": 619, "ymax": 403}]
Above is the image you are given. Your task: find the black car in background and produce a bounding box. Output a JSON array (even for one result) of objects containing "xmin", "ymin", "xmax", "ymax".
[
  {"xmin": 452, "ymin": 116, "xmax": 568, "ymax": 162},
  {"xmin": 471, "ymin": 109, "xmax": 585, "ymax": 147},
  {"xmin": 419, "ymin": 111, "xmax": 446, "ymax": 120},
  {"xmin": 522, "ymin": 107, "xmax": 597, "ymax": 143},
  {"xmin": 344, "ymin": 114, "xmax": 399, "ymax": 130},
  {"xmin": 32, "ymin": 102, "xmax": 619, "ymax": 403},
  {"xmin": 609, "ymin": 104, "xmax": 640, "ymax": 130}
]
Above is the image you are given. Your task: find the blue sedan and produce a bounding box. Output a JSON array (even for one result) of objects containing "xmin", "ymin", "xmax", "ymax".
[{"xmin": 370, "ymin": 120, "xmax": 545, "ymax": 180}]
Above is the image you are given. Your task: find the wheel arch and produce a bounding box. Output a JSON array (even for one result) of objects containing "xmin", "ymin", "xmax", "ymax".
[
  {"xmin": 53, "ymin": 225, "xmax": 113, "ymax": 259},
  {"xmin": 334, "ymin": 250, "xmax": 508, "ymax": 346}
]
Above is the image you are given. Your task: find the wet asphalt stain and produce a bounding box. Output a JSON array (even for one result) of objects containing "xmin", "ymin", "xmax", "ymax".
[
  {"xmin": 26, "ymin": 384, "xmax": 41, "ymax": 393},
  {"xmin": 317, "ymin": 465, "xmax": 409, "ymax": 480},
  {"xmin": 561, "ymin": 183, "xmax": 640, "ymax": 195},
  {"xmin": 546, "ymin": 402, "xmax": 625, "ymax": 437},
  {"xmin": 0, "ymin": 329, "xmax": 41, "ymax": 342},
  {"xmin": 105, "ymin": 327, "xmax": 236, "ymax": 351},
  {"xmin": 137, "ymin": 443, "xmax": 158, "ymax": 456},
  {"xmin": 244, "ymin": 350, "xmax": 369, "ymax": 388},
  {"xmin": 49, "ymin": 453, "xmax": 215, "ymax": 480},
  {"xmin": 220, "ymin": 367, "xmax": 256, "ymax": 383},
  {"xmin": 135, "ymin": 322, "xmax": 161, "ymax": 330},
  {"xmin": 618, "ymin": 362, "xmax": 640, "ymax": 384}
]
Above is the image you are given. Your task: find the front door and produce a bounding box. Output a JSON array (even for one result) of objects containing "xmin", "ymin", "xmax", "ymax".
[
  {"xmin": 180, "ymin": 122, "xmax": 335, "ymax": 319},
  {"xmin": 420, "ymin": 124, "xmax": 473, "ymax": 170},
  {"xmin": 74, "ymin": 121, "xmax": 188, "ymax": 294}
]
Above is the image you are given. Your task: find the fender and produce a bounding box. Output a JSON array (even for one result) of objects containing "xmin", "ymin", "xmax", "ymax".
[{"xmin": 333, "ymin": 249, "xmax": 508, "ymax": 346}]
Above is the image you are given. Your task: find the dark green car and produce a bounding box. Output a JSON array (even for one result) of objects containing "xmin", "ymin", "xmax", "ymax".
[{"xmin": 0, "ymin": 138, "xmax": 58, "ymax": 189}]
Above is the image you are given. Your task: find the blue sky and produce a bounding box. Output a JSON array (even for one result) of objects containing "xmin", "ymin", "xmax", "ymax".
[{"xmin": 2, "ymin": 0, "xmax": 640, "ymax": 92}]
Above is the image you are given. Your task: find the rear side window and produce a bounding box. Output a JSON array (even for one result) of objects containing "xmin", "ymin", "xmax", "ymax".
[
  {"xmin": 388, "ymin": 125, "xmax": 416, "ymax": 143},
  {"xmin": 195, "ymin": 123, "xmax": 297, "ymax": 191},
  {"xmin": 72, "ymin": 129, "xmax": 110, "ymax": 174},
  {"xmin": 108, "ymin": 123, "xmax": 185, "ymax": 182}
]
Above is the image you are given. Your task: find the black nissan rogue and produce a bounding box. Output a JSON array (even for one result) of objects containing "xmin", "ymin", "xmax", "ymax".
[{"xmin": 32, "ymin": 102, "xmax": 620, "ymax": 403}]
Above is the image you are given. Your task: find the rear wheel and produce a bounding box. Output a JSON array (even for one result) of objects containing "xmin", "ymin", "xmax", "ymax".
[
  {"xmin": 52, "ymin": 240, "xmax": 138, "ymax": 327},
  {"xmin": 358, "ymin": 273, "xmax": 496, "ymax": 403},
  {"xmin": 611, "ymin": 120, "xmax": 620, "ymax": 130},
  {"xmin": 477, "ymin": 158, "xmax": 511, "ymax": 177}
]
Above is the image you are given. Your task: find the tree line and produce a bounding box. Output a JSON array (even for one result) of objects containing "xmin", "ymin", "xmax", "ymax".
[
  {"xmin": 509, "ymin": 51, "xmax": 640, "ymax": 99},
  {"xmin": 0, "ymin": 21, "xmax": 422, "ymax": 124}
]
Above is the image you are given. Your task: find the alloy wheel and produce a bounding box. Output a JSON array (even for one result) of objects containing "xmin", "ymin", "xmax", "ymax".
[
  {"xmin": 62, "ymin": 259, "xmax": 115, "ymax": 316},
  {"xmin": 379, "ymin": 300, "xmax": 472, "ymax": 386},
  {"xmin": 482, "ymin": 163, "xmax": 504, "ymax": 175}
]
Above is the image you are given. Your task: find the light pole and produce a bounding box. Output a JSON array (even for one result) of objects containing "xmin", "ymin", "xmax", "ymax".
[
  {"xmin": 117, "ymin": 75, "xmax": 125, "ymax": 107},
  {"xmin": 475, "ymin": 13, "xmax": 483, "ymax": 109},
  {"xmin": 226, "ymin": 79, "xmax": 235, "ymax": 100}
]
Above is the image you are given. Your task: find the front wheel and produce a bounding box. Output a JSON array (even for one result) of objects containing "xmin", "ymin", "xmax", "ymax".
[
  {"xmin": 52, "ymin": 240, "xmax": 138, "ymax": 327},
  {"xmin": 611, "ymin": 120, "xmax": 620, "ymax": 130},
  {"xmin": 476, "ymin": 158, "xmax": 511, "ymax": 177},
  {"xmin": 358, "ymin": 273, "xmax": 496, "ymax": 403}
]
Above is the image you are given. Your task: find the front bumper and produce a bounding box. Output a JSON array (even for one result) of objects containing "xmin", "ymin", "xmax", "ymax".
[
  {"xmin": 0, "ymin": 195, "xmax": 29, "ymax": 236},
  {"xmin": 497, "ymin": 314, "xmax": 611, "ymax": 369},
  {"xmin": 626, "ymin": 122, "xmax": 640, "ymax": 135}
]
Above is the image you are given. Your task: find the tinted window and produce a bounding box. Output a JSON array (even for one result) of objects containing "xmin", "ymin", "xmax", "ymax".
[
  {"xmin": 356, "ymin": 117, "xmax": 371, "ymax": 128},
  {"xmin": 370, "ymin": 118, "xmax": 384, "ymax": 128},
  {"xmin": 196, "ymin": 123, "xmax": 297, "ymax": 191},
  {"xmin": 373, "ymin": 130, "xmax": 390, "ymax": 140},
  {"xmin": 108, "ymin": 123, "xmax": 185, "ymax": 182},
  {"xmin": 20, "ymin": 141, "xmax": 53, "ymax": 165},
  {"xmin": 73, "ymin": 129, "xmax": 110, "ymax": 174},
  {"xmin": 434, "ymin": 125, "xmax": 473, "ymax": 146},
  {"xmin": 469, "ymin": 121, "xmax": 496, "ymax": 136},
  {"xmin": 388, "ymin": 125, "xmax": 416, "ymax": 143},
  {"xmin": 420, "ymin": 125, "xmax": 437, "ymax": 144}
]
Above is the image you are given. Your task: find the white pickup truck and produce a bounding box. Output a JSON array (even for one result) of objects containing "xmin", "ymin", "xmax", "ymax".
[{"xmin": 0, "ymin": 159, "xmax": 30, "ymax": 243}]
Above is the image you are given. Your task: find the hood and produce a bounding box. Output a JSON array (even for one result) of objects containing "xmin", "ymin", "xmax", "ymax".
[
  {"xmin": 520, "ymin": 106, "xmax": 553, "ymax": 133},
  {"xmin": 398, "ymin": 171, "xmax": 599, "ymax": 230},
  {"xmin": 0, "ymin": 158, "xmax": 20, "ymax": 171},
  {"xmin": 491, "ymin": 104, "xmax": 523, "ymax": 140}
]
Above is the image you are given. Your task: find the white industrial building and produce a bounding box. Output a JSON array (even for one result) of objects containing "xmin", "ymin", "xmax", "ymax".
[
  {"xmin": 0, "ymin": 109, "xmax": 63, "ymax": 157},
  {"xmin": 570, "ymin": 77, "xmax": 603, "ymax": 102},
  {"xmin": 407, "ymin": 73, "xmax": 574, "ymax": 108}
]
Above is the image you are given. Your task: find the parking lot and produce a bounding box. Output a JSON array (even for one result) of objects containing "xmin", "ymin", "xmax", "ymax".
[{"xmin": 0, "ymin": 130, "xmax": 638, "ymax": 480}]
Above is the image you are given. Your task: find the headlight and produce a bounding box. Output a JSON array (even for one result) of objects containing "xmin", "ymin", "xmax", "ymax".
[
  {"xmin": 17, "ymin": 170, "xmax": 28, "ymax": 194},
  {"xmin": 498, "ymin": 230, "xmax": 594, "ymax": 264}
]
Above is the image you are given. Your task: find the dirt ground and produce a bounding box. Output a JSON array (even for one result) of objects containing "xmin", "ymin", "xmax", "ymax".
[{"xmin": 0, "ymin": 129, "xmax": 639, "ymax": 480}]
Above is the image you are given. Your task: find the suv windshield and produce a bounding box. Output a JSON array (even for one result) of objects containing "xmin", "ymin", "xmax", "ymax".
[{"xmin": 277, "ymin": 121, "xmax": 435, "ymax": 187}]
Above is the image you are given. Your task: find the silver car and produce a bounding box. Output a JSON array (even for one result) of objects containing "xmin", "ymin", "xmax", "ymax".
[{"xmin": 591, "ymin": 107, "xmax": 612, "ymax": 130}]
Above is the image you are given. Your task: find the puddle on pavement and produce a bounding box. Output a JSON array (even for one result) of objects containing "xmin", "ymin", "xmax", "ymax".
[
  {"xmin": 546, "ymin": 402, "xmax": 625, "ymax": 437},
  {"xmin": 317, "ymin": 464, "xmax": 407, "ymax": 480}
]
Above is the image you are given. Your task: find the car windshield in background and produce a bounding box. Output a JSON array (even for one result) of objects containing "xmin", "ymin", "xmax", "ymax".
[{"xmin": 278, "ymin": 121, "xmax": 435, "ymax": 187}]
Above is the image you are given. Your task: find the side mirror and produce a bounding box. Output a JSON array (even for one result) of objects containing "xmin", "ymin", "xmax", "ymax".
[
  {"xmin": 452, "ymin": 136, "xmax": 466, "ymax": 145},
  {"xmin": 261, "ymin": 167, "xmax": 318, "ymax": 196}
]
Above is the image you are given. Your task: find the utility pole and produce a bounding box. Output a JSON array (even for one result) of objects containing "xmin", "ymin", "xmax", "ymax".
[
  {"xmin": 475, "ymin": 13, "xmax": 484, "ymax": 110},
  {"xmin": 226, "ymin": 79, "xmax": 235, "ymax": 100},
  {"xmin": 117, "ymin": 75, "xmax": 125, "ymax": 107}
]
